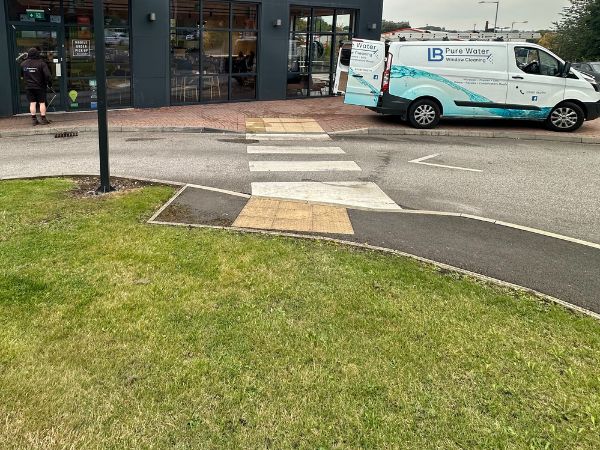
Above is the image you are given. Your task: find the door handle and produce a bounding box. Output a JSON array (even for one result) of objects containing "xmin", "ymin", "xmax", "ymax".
[
  {"xmin": 352, "ymin": 74, "xmax": 364, "ymax": 78},
  {"xmin": 512, "ymin": 75, "xmax": 524, "ymax": 80}
]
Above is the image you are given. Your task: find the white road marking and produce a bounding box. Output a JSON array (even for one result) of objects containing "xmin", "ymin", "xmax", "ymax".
[
  {"xmin": 246, "ymin": 133, "xmax": 331, "ymax": 141},
  {"xmin": 247, "ymin": 146, "xmax": 345, "ymax": 155},
  {"xmin": 409, "ymin": 153, "xmax": 483, "ymax": 173},
  {"xmin": 251, "ymin": 182, "xmax": 402, "ymax": 211},
  {"xmin": 249, "ymin": 161, "xmax": 361, "ymax": 172}
]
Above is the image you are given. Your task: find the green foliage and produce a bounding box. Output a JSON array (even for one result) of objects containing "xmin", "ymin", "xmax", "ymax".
[
  {"xmin": 553, "ymin": 0, "xmax": 600, "ymax": 61},
  {"xmin": 381, "ymin": 19, "xmax": 411, "ymax": 33}
]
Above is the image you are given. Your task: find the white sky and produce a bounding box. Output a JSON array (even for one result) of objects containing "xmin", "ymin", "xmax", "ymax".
[{"xmin": 383, "ymin": 0, "xmax": 571, "ymax": 31}]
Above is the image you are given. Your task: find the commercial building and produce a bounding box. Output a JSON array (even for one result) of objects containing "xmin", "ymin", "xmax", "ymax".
[{"xmin": 0, "ymin": 0, "xmax": 383, "ymax": 117}]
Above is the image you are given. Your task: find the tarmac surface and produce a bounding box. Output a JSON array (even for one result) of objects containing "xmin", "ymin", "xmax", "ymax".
[
  {"xmin": 1, "ymin": 132, "xmax": 598, "ymax": 242},
  {"xmin": 2, "ymin": 130, "xmax": 599, "ymax": 313}
]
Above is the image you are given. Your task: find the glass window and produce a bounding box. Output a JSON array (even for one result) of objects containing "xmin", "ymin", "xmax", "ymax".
[
  {"xmin": 170, "ymin": 1, "xmax": 259, "ymax": 103},
  {"xmin": 203, "ymin": 31, "xmax": 230, "ymax": 74},
  {"xmin": 65, "ymin": 26, "xmax": 96, "ymax": 78},
  {"xmin": 232, "ymin": 3, "xmax": 258, "ymax": 30},
  {"xmin": 232, "ymin": 32, "xmax": 257, "ymax": 73},
  {"xmin": 515, "ymin": 47, "xmax": 560, "ymax": 76},
  {"xmin": 591, "ymin": 63, "xmax": 600, "ymax": 72},
  {"xmin": 515, "ymin": 47, "xmax": 540, "ymax": 73},
  {"xmin": 171, "ymin": 27, "xmax": 200, "ymax": 104},
  {"xmin": 311, "ymin": 34, "xmax": 333, "ymax": 73},
  {"xmin": 66, "ymin": 78, "xmax": 97, "ymax": 111},
  {"xmin": 231, "ymin": 75, "xmax": 256, "ymax": 100},
  {"xmin": 289, "ymin": 7, "xmax": 311, "ymax": 32},
  {"xmin": 107, "ymin": 77, "xmax": 132, "ymax": 107},
  {"xmin": 201, "ymin": 75, "xmax": 228, "ymax": 102},
  {"xmin": 335, "ymin": 10, "xmax": 354, "ymax": 33},
  {"xmin": 310, "ymin": 73, "xmax": 331, "ymax": 97},
  {"xmin": 105, "ymin": 28, "xmax": 130, "ymax": 76},
  {"xmin": 203, "ymin": 1, "xmax": 230, "ymax": 29},
  {"xmin": 104, "ymin": 0, "xmax": 129, "ymax": 27},
  {"xmin": 287, "ymin": 74, "xmax": 308, "ymax": 98},
  {"xmin": 312, "ymin": 9, "xmax": 334, "ymax": 33},
  {"xmin": 171, "ymin": 0, "xmax": 200, "ymax": 27},
  {"xmin": 539, "ymin": 51, "xmax": 561, "ymax": 76},
  {"xmin": 288, "ymin": 7, "xmax": 355, "ymax": 99},
  {"xmin": 8, "ymin": 0, "xmax": 59, "ymax": 22}
]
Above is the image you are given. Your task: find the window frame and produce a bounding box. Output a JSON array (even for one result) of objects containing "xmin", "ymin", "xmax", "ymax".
[
  {"xmin": 170, "ymin": 0, "xmax": 259, "ymax": 104},
  {"xmin": 287, "ymin": 6, "xmax": 356, "ymax": 99}
]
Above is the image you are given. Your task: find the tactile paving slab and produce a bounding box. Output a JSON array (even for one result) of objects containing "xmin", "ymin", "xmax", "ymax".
[{"xmin": 233, "ymin": 198, "xmax": 354, "ymax": 235}]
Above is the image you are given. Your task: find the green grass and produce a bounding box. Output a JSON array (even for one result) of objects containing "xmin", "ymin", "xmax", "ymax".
[{"xmin": 1, "ymin": 178, "xmax": 599, "ymax": 449}]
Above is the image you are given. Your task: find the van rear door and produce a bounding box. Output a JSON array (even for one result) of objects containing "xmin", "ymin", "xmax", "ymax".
[{"xmin": 344, "ymin": 39, "xmax": 386, "ymax": 107}]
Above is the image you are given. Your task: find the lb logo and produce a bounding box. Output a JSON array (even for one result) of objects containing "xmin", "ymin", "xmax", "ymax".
[{"xmin": 428, "ymin": 48, "xmax": 444, "ymax": 62}]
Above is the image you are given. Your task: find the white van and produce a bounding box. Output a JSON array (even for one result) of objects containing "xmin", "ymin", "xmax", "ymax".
[{"xmin": 335, "ymin": 39, "xmax": 600, "ymax": 132}]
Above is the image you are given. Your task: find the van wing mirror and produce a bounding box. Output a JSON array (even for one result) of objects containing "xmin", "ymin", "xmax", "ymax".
[{"xmin": 562, "ymin": 61, "xmax": 572, "ymax": 78}]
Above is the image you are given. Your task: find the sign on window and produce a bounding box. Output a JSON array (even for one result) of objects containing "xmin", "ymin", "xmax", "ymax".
[{"xmin": 72, "ymin": 40, "xmax": 91, "ymax": 57}]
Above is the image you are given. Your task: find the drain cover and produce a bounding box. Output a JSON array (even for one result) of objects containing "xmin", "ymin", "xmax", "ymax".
[
  {"xmin": 55, "ymin": 131, "xmax": 78, "ymax": 138},
  {"xmin": 218, "ymin": 138, "xmax": 259, "ymax": 144}
]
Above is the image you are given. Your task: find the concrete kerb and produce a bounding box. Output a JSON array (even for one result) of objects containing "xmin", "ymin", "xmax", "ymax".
[
  {"xmin": 1, "ymin": 122, "xmax": 599, "ymax": 143},
  {"xmin": 330, "ymin": 127, "xmax": 600, "ymax": 144},
  {"xmin": 0, "ymin": 126, "xmax": 244, "ymax": 138}
]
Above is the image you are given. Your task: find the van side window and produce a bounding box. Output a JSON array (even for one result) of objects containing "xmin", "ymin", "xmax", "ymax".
[{"xmin": 514, "ymin": 47, "xmax": 561, "ymax": 77}]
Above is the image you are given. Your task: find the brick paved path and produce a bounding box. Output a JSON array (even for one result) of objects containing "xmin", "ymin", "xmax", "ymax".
[{"xmin": 1, "ymin": 97, "xmax": 599, "ymax": 139}]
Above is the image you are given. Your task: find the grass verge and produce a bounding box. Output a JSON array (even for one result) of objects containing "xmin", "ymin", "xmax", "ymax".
[{"xmin": 1, "ymin": 178, "xmax": 599, "ymax": 449}]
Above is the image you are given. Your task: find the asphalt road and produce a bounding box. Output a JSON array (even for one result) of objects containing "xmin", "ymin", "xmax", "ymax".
[{"xmin": 1, "ymin": 132, "xmax": 598, "ymax": 243}]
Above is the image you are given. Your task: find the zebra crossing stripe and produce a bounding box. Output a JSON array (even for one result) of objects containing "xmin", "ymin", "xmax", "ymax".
[
  {"xmin": 247, "ymin": 146, "xmax": 345, "ymax": 155},
  {"xmin": 249, "ymin": 161, "xmax": 361, "ymax": 172},
  {"xmin": 246, "ymin": 133, "xmax": 331, "ymax": 141}
]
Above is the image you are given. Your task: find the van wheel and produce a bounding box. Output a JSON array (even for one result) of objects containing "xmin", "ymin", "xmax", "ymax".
[
  {"xmin": 408, "ymin": 99, "xmax": 441, "ymax": 129},
  {"xmin": 547, "ymin": 102, "xmax": 585, "ymax": 132}
]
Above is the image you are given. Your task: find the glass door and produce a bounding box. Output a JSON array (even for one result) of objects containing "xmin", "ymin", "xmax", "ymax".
[{"xmin": 12, "ymin": 25, "xmax": 66, "ymax": 113}]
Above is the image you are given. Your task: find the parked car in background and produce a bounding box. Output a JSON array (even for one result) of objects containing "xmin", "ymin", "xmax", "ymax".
[
  {"xmin": 105, "ymin": 31, "xmax": 129, "ymax": 46},
  {"xmin": 572, "ymin": 62, "xmax": 600, "ymax": 83}
]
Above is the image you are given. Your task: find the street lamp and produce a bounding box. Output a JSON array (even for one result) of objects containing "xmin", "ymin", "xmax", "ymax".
[
  {"xmin": 511, "ymin": 20, "xmax": 528, "ymax": 31},
  {"xmin": 479, "ymin": 1, "xmax": 500, "ymax": 32},
  {"xmin": 93, "ymin": 0, "xmax": 112, "ymax": 193}
]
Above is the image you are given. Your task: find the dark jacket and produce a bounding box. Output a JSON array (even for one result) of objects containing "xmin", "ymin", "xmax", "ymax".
[{"xmin": 21, "ymin": 52, "xmax": 52, "ymax": 90}]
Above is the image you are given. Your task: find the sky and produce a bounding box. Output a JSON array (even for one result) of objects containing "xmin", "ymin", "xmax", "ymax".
[{"xmin": 383, "ymin": 0, "xmax": 571, "ymax": 31}]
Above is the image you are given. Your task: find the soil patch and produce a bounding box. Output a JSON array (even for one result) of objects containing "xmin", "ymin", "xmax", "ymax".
[{"xmin": 68, "ymin": 176, "xmax": 166, "ymax": 198}]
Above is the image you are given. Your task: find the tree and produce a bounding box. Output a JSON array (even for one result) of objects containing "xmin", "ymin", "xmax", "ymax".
[
  {"xmin": 553, "ymin": 0, "xmax": 600, "ymax": 61},
  {"xmin": 381, "ymin": 20, "xmax": 410, "ymax": 33},
  {"xmin": 538, "ymin": 32, "xmax": 558, "ymax": 51}
]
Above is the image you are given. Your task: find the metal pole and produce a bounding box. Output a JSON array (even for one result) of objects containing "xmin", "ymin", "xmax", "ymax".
[
  {"xmin": 93, "ymin": 0, "xmax": 112, "ymax": 193},
  {"xmin": 494, "ymin": 2, "xmax": 499, "ymax": 33}
]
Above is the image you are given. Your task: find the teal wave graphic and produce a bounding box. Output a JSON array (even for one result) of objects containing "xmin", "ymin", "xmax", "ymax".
[
  {"xmin": 390, "ymin": 65, "xmax": 551, "ymax": 119},
  {"xmin": 349, "ymin": 68, "xmax": 381, "ymax": 95}
]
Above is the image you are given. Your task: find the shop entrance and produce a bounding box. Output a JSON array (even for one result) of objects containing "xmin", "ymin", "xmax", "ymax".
[{"xmin": 11, "ymin": 24, "xmax": 67, "ymax": 113}]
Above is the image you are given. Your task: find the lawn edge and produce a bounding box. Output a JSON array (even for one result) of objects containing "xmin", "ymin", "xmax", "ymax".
[{"xmin": 148, "ymin": 219, "xmax": 600, "ymax": 322}]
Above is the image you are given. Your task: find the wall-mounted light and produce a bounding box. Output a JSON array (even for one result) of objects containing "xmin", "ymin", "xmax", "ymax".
[
  {"xmin": 273, "ymin": 18, "xmax": 283, "ymax": 27},
  {"xmin": 148, "ymin": 12, "xmax": 156, "ymax": 22},
  {"xmin": 368, "ymin": 23, "xmax": 377, "ymax": 31}
]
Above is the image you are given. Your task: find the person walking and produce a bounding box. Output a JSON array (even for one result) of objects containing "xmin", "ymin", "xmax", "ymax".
[{"xmin": 21, "ymin": 47, "xmax": 52, "ymax": 126}]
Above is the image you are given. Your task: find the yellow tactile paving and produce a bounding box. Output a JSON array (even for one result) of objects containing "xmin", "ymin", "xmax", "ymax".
[
  {"xmin": 233, "ymin": 198, "xmax": 354, "ymax": 235},
  {"xmin": 246, "ymin": 118, "xmax": 325, "ymax": 134}
]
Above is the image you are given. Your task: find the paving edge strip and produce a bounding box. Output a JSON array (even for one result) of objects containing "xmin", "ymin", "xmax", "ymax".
[
  {"xmin": 329, "ymin": 128, "xmax": 600, "ymax": 144},
  {"xmin": 1, "ymin": 125, "xmax": 598, "ymax": 143}
]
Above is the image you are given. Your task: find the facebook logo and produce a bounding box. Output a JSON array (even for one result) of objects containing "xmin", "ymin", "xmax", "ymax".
[{"xmin": 428, "ymin": 48, "xmax": 444, "ymax": 62}]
